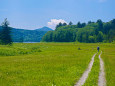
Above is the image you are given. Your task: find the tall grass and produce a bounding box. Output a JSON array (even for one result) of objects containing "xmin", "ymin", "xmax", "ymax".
[
  {"xmin": 0, "ymin": 44, "xmax": 41, "ymax": 56},
  {"xmin": 0, "ymin": 43, "xmax": 97, "ymax": 86},
  {"xmin": 101, "ymin": 43, "xmax": 115, "ymax": 86}
]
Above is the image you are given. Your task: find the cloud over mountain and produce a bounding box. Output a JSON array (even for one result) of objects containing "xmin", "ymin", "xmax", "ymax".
[{"xmin": 47, "ymin": 19, "xmax": 67, "ymax": 30}]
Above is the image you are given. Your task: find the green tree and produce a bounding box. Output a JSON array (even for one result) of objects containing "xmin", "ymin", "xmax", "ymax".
[
  {"xmin": 88, "ymin": 36, "xmax": 95, "ymax": 43},
  {"xmin": 1, "ymin": 18, "xmax": 12, "ymax": 45},
  {"xmin": 56, "ymin": 22, "xmax": 63, "ymax": 30},
  {"xmin": 97, "ymin": 31, "xmax": 103, "ymax": 42},
  {"xmin": 63, "ymin": 23, "xmax": 67, "ymax": 26},
  {"xmin": 111, "ymin": 19, "xmax": 115, "ymax": 26},
  {"xmin": 69, "ymin": 21, "xmax": 73, "ymax": 25},
  {"xmin": 81, "ymin": 23, "xmax": 86, "ymax": 28},
  {"xmin": 108, "ymin": 29, "xmax": 115, "ymax": 42},
  {"xmin": 88, "ymin": 21, "xmax": 92, "ymax": 24},
  {"xmin": 97, "ymin": 19, "xmax": 103, "ymax": 32},
  {"xmin": 77, "ymin": 22, "xmax": 82, "ymax": 28},
  {"xmin": 103, "ymin": 22, "xmax": 111, "ymax": 34}
]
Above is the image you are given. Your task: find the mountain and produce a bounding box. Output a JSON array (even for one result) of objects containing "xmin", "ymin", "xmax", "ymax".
[
  {"xmin": 35, "ymin": 27, "xmax": 53, "ymax": 31},
  {"xmin": 0, "ymin": 26, "xmax": 52, "ymax": 42}
]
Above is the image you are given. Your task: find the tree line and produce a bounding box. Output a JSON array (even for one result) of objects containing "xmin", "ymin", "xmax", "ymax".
[{"xmin": 41, "ymin": 19, "xmax": 115, "ymax": 43}]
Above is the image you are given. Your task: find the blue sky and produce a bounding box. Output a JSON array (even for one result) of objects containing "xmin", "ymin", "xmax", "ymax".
[{"xmin": 0, "ymin": 0, "xmax": 115, "ymax": 30}]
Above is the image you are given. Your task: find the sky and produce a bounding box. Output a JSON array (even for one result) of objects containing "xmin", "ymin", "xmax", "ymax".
[{"xmin": 0, "ymin": 0, "xmax": 115, "ymax": 30}]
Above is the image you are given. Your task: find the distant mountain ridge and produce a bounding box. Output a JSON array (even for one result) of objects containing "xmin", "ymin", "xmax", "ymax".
[
  {"xmin": 0, "ymin": 26, "xmax": 53, "ymax": 42},
  {"xmin": 36, "ymin": 27, "xmax": 53, "ymax": 31}
]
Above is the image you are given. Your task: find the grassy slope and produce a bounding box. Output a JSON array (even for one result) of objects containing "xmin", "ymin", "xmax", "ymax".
[
  {"xmin": 0, "ymin": 43, "xmax": 96, "ymax": 86},
  {"xmin": 101, "ymin": 43, "xmax": 115, "ymax": 86}
]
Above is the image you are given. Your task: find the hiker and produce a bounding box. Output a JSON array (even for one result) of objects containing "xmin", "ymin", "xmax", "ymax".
[{"xmin": 97, "ymin": 46, "xmax": 100, "ymax": 52}]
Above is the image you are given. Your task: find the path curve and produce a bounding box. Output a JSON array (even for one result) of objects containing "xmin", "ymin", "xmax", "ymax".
[
  {"xmin": 98, "ymin": 51, "xmax": 106, "ymax": 86},
  {"xmin": 74, "ymin": 53, "xmax": 96, "ymax": 86}
]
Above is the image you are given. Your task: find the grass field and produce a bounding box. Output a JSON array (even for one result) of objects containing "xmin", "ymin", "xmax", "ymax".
[
  {"xmin": 101, "ymin": 43, "xmax": 115, "ymax": 86},
  {"xmin": 0, "ymin": 43, "xmax": 114, "ymax": 86},
  {"xmin": 83, "ymin": 52, "xmax": 100, "ymax": 86}
]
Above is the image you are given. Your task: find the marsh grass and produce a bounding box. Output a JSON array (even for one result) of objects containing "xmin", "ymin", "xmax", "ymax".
[
  {"xmin": 0, "ymin": 43, "xmax": 97, "ymax": 86},
  {"xmin": 101, "ymin": 43, "xmax": 115, "ymax": 86},
  {"xmin": 0, "ymin": 44, "xmax": 41, "ymax": 56}
]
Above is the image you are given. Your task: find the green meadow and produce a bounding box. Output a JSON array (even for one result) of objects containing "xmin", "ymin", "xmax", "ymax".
[
  {"xmin": 0, "ymin": 43, "xmax": 114, "ymax": 86},
  {"xmin": 83, "ymin": 53, "xmax": 100, "ymax": 86},
  {"xmin": 101, "ymin": 43, "xmax": 115, "ymax": 86}
]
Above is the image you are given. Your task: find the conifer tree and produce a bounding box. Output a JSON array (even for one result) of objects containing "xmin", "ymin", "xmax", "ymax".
[
  {"xmin": 69, "ymin": 21, "xmax": 73, "ymax": 25},
  {"xmin": 1, "ymin": 18, "xmax": 12, "ymax": 45}
]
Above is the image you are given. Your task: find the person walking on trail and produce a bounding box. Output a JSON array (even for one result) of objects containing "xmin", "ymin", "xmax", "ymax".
[{"xmin": 97, "ymin": 46, "xmax": 100, "ymax": 52}]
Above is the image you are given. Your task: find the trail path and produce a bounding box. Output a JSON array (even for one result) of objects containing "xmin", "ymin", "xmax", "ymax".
[
  {"xmin": 98, "ymin": 51, "xmax": 106, "ymax": 86},
  {"xmin": 74, "ymin": 53, "xmax": 96, "ymax": 86}
]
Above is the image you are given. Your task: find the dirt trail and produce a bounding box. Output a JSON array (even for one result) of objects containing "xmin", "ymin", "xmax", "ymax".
[
  {"xmin": 98, "ymin": 51, "xmax": 106, "ymax": 86},
  {"xmin": 74, "ymin": 53, "xmax": 96, "ymax": 86}
]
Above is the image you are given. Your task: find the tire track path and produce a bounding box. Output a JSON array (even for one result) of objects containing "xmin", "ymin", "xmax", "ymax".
[
  {"xmin": 74, "ymin": 53, "xmax": 96, "ymax": 86},
  {"xmin": 98, "ymin": 51, "xmax": 106, "ymax": 86}
]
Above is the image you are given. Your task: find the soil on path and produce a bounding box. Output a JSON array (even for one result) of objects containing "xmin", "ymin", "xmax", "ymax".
[
  {"xmin": 74, "ymin": 53, "xmax": 96, "ymax": 86},
  {"xmin": 98, "ymin": 51, "xmax": 106, "ymax": 86}
]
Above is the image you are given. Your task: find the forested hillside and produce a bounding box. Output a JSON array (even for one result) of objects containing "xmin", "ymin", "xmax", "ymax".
[
  {"xmin": 0, "ymin": 26, "xmax": 53, "ymax": 42},
  {"xmin": 11, "ymin": 28, "xmax": 47, "ymax": 42},
  {"xmin": 42, "ymin": 19, "xmax": 115, "ymax": 43}
]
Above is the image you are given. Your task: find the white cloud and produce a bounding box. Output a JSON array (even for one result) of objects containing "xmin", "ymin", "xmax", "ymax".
[{"xmin": 47, "ymin": 19, "xmax": 67, "ymax": 30}]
